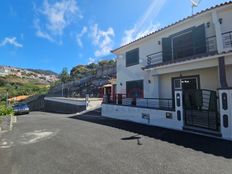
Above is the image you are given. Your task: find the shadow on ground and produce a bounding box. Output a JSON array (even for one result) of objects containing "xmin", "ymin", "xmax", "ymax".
[{"xmin": 69, "ymin": 109, "xmax": 232, "ymax": 159}]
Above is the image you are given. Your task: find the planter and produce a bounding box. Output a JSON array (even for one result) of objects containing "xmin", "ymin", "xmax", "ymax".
[{"xmin": 0, "ymin": 116, "xmax": 13, "ymax": 131}]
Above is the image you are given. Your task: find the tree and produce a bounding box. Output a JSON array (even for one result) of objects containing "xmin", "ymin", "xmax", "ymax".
[{"xmin": 59, "ymin": 68, "xmax": 70, "ymax": 83}]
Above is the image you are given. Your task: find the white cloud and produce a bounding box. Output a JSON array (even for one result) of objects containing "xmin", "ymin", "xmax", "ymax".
[
  {"xmin": 34, "ymin": 18, "xmax": 54, "ymax": 42},
  {"xmin": 90, "ymin": 24, "xmax": 115, "ymax": 57},
  {"xmin": 121, "ymin": 0, "xmax": 166, "ymax": 45},
  {"xmin": 88, "ymin": 57, "xmax": 96, "ymax": 64},
  {"xmin": 34, "ymin": 0, "xmax": 82, "ymax": 42},
  {"xmin": 121, "ymin": 23, "xmax": 161, "ymax": 45},
  {"xmin": 0, "ymin": 37, "xmax": 23, "ymax": 48},
  {"xmin": 76, "ymin": 26, "xmax": 88, "ymax": 47}
]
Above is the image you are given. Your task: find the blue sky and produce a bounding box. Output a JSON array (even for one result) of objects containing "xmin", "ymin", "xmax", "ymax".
[{"xmin": 0, "ymin": 0, "xmax": 229, "ymax": 73}]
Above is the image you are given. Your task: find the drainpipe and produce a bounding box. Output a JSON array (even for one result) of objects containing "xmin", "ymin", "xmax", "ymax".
[{"xmin": 218, "ymin": 56, "xmax": 228, "ymax": 88}]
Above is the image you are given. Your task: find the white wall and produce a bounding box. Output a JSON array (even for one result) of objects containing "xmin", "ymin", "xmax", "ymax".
[
  {"xmin": 116, "ymin": 4, "xmax": 232, "ymax": 97},
  {"xmin": 159, "ymin": 67, "xmax": 219, "ymax": 99},
  {"xmin": 102, "ymin": 104, "xmax": 183, "ymax": 130},
  {"xmin": 218, "ymin": 89, "xmax": 232, "ymax": 140},
  {"xmin": 218, "ymin": 6, "xmax": 232, "ymax": 34}
]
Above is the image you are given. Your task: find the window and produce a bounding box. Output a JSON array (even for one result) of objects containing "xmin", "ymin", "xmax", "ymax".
[
  {"xmin": 126, "ymin": 48, "xmax": 139, "ymax": 67},
  {"xmin": 162, "ymin": 24, "xmax": 206, "ymax": 62},
  {"xmin": 173, "ymin": 31, "xmax": 194, "ymax": 60},
  {"xmin": 173, "ymin": 76, "xmax": 199, "ymax": 90},
  {"xmin": 126, "ymin": 80, "xmax": 143, "ymax": 98}
]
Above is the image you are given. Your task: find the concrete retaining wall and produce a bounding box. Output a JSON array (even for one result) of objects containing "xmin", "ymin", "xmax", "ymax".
[{"xmin": 44, "ymin": 100, "xmax": 86, "ymax": 114}]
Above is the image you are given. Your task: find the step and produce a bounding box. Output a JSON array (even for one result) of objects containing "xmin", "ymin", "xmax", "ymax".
[{"xmin": 183, "ymin": 126, "xmax": 221, "ymax": 137}]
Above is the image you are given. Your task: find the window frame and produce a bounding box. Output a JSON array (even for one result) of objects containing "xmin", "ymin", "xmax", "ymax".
[
  {"xmin": 125, "ymin": 48, "xmax": 139, "ymax": 67},
  {"xmin": 126, "ymin": 80, "xmax": 144, "ymax": 98}
]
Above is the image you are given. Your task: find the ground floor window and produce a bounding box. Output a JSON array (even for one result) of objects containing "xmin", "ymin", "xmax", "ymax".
[{"xmin": 126, "ymin": 80, "xmax": 144, "ymax": 98}]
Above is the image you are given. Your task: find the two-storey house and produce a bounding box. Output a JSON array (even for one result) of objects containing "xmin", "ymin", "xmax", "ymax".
[{"xmin": 102, "ymin": 1, "xmax": 232, "ymax": 140}]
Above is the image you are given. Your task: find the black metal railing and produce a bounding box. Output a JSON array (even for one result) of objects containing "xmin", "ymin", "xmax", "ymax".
[
  {"xmin": 103, "ymin": 94, "xmax": 174, "ymax": 111},
  {"xmin": 183, "ymin": 89, "xmax": 219, "ymax": 131},
  {"xmin": 147, "ymin": 36, "xmax": 218, "ymax": 66},
  {"xmin": 206, "ymin": 36, "xmax": 217, "ymax": 53},
  {"xmin": 147, "ymin": 52, "xmax": 163, "ymax": 66},
  {"xmin": 222, "ymin": 31, "xmax": 232, "ymax": 49}
]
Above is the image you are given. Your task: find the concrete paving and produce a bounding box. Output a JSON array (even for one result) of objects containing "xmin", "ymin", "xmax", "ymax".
[{"xmin": 0, "ymin": 111, "xmax": 232, "ymax": 174}]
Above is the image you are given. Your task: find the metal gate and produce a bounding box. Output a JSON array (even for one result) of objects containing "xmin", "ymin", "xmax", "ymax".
[{"xmin": 183, "ymin": 89, "xmax": 220, "ymax": 131}]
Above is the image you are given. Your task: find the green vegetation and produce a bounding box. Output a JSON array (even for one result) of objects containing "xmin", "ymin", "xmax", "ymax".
[
  {"xmin": 70, "ymin": 60, "xmax": 116, "ymax": 79},
  {"xmin": 59, "ymin": 68, "xmax": 71, "ymax": 83},
  {"xmin": 55, "ymin": 60, "xmax": 116, "ymax": 85},
  {"xmin": 0, "ymin": 105, "xmax": 14, "ymax": 116},
  {"xmin": 0, "ymin": 75, "xmax": 49, "ymax": 100}
]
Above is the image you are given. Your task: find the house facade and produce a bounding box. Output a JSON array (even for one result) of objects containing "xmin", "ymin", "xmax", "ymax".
[{"xmin": 102, "ymin": 2, "xmax": 232, "ymax": 140}]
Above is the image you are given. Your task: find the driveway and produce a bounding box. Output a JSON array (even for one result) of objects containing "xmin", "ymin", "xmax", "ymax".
[{"xmin": 0, "ymin": 110, "xmax": 232, "ymax": 174}]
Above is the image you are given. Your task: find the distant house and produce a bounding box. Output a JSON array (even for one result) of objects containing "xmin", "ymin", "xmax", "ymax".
[
  {"xmin": 102, "ymin": 2, "xmax": 232, "ymax": 140},
  {"xmin": 0, "ymin": 69, "xmax": 9, "ymax": 77}
]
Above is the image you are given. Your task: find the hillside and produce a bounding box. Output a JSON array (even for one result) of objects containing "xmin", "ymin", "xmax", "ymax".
[
  {"xmin": 0, "ymin": 75, "xmax": 49, "ymax": 100},
  {"xmin": 0, "ymin": 65, "xmax": 59, "ymax": 83},
  {"xmin": 49, "ymin": 60, "xmax": 116, "ymax": 97},
  {"xmin": 70, "ymin": 60, "xmax": 116, "ymax": 79},
  {"xmin": 26, "ymin": 68, "xmax": 58, "ymax": 76}
]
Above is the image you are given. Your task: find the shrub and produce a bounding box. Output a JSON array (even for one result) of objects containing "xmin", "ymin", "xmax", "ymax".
[{"xmin": 0, "ymin": 105, "xmax": 14, "ymax": 116}]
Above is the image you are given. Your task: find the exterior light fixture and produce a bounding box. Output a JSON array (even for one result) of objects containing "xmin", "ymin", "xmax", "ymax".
[
  {"xmin": 206, "ymin": 22, "xmax": 210, "ymax": 28},
  {"xmin": 148, "ymin": 80, "xmax": 151, "ymax": 84},
  {"xmin": 158, "ymin": 41, "xmax": 161, "ymax": 45},
  {"xmin": 120, "ymin": 83, "xmax": 122, "ymax": 86}
]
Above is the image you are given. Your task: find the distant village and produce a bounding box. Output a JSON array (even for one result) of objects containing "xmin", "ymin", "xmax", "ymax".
[{"xmin": 0, "ymin": 66, "xmax": 59, "ymax": 83}]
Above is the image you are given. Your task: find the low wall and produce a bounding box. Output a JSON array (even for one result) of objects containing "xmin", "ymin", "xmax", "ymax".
[
  {"xmin": 102, "ymin": 104, "xmax": 183, "ymax": 130},
  {"xmin": 27, "ymin": 95, "xmax": 45, "ymax": 111},
  {"xmin": 44, "ymin": 100, "xmax": 86, "ymax": 114}
]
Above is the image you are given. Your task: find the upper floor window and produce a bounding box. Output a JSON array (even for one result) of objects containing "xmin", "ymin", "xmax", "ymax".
[
  {"xmin": 162, "ymin": 24, "xmax": 206, "ymax": 62},
  {"xmin": 126, "ymin": 48, "xmax": 139, "ymax": 67}
]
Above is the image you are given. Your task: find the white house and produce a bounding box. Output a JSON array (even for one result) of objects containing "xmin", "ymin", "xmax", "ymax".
[{"xmin": 102, "ymin": 1, "xmax": 232, "ymax": 140}]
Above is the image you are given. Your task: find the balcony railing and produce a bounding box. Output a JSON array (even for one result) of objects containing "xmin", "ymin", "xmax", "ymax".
[
  {"xmin": 147, "ymin": 36, "xmax": 217, "ymax": 66},
  {"xmin": 147, "ymin": 52, "xmax": 163, "ymax": 66},
  {"xmin": 103, "ymin": 94, "xmax": 174, "ymax": 111},
  {"xmin": 206, "ymin": 36, "xmax": 217, "ymax": 53},
  {"xmin": 222, "ymin": 31, "xmax": 232, "ymax": 49}
]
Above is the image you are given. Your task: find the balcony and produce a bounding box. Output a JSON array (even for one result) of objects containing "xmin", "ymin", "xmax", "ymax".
[
  {"xmin": 146, "ymin": 31, "xmax": 232, "ymax": 67},
  {"xmin": 147, "ymin": 36, "xmax": 218, "ymax": 67}
]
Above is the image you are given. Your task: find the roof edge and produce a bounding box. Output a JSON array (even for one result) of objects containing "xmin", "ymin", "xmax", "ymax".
[{"xmin": 111, "ymin": 1, "xmax": 232, "ymax": 54}]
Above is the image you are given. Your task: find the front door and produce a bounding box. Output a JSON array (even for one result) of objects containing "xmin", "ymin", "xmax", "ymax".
[{"xmin": 172, "ymin": 76, "xmax": 219, "ymax": 131}]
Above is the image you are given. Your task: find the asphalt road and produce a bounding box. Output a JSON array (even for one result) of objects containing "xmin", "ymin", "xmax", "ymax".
[{"xmin": 0, "ymin": 110, "xmax": 232, "ymax": 174}]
